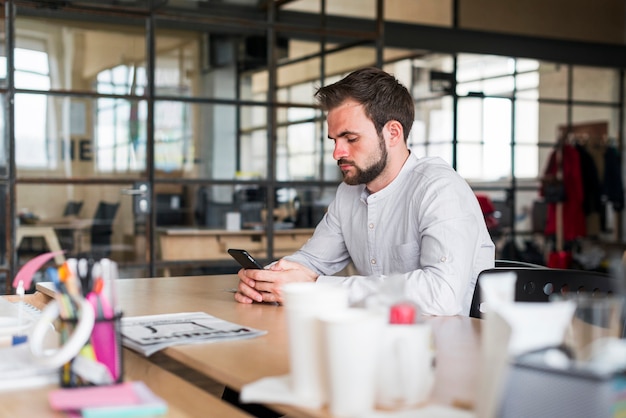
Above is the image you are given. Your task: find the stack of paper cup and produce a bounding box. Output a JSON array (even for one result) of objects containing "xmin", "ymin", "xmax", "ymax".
[
  {"xmin": 281, "ymin": 282, "xmax": 348, "ymax": 407},
  {"xmin": 319, "ymin": 308, "xmax": 386, "ymax": 417}
]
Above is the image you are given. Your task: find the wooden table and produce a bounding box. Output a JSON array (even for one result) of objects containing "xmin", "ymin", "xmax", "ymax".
[
  {"xmin": 2, "ymin": 275, "xmax": 482, "ymax": 418},
  {"xmin": 0, "ymin": 280, "xmax": 254, "ymax": 418},
  {"xmin": 112, "ymin": 275, "xmax": 481, "ymax": 417},
  {"xmin": 0, "ymin": 349, "xmax": 253, "ymax": 418}
]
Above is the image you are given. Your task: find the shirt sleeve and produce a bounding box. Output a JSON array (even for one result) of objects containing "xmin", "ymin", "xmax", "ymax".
[{"xmin": 283, "ymin": 195, "xmax": 353, "ymax": 275}]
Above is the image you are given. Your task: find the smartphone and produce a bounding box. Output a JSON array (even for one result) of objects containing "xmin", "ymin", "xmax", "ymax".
[{"xmin": 228, "ymin": 248, "xmax": 264, "ymax": 270}]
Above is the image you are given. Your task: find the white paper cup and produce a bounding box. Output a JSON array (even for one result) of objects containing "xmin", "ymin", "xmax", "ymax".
[
  {"xmin": 282, "ymin": 282, "xmax": 348, "ymax": 407},
  {"xmin": 319, "ymin": 308, "xmax": 385, "ymax": 417},
  {"xmin": 376, "ymin": 323, "xmax": 434, "ymax": 410}
]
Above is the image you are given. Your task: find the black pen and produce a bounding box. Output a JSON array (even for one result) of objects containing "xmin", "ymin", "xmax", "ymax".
[{"xmin": 77, "ymin": 258, "xmax": 93, "ymax": 297}]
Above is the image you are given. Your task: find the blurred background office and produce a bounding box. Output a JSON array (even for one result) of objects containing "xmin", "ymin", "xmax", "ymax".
[{"xmin": 1, "ymin": 0, "xmax": 626, "ymax": 292}]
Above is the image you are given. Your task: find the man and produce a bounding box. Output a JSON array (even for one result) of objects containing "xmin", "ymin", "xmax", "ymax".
[{"xmin": 235, "ymin": 67, "xmax": 495, "ymax": 316}]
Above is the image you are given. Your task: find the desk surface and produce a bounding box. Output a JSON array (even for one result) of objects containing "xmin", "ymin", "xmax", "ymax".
[
  {"xmin": 0, "ymin": 278, "xmax": 256, "ymax": 418},
  {"xmin": 0, "ymin": 349, "xmax": 253, "ymax": 418},
  {"xmin": 114, "ymin": 275, "xmax": 481, "ymax": 417},
  {"xmin": 3, "ymin": 275, "xmax": 481, "ymax": 418},
  {"xmin": 36, "ymin": 215, "xmax": 93, "ymax": 228}
]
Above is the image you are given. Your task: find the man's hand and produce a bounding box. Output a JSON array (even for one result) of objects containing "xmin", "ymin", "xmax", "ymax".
[{"xmin": 234, "ymin": 259, "xmax": 318, "ymax": 304}]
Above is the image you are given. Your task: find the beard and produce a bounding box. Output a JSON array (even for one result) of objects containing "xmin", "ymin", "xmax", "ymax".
[{"xmin": 338, "ymin": 135, "xmax": 388, "ymax": 185}]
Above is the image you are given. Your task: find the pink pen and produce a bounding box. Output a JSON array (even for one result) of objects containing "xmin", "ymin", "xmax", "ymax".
[{"xmin": 87, "ymin": 277, "xmax": 119, "ymax": 382}]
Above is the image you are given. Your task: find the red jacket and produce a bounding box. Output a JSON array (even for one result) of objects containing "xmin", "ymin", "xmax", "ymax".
[{"xmin": 542, "ymin": 144, "xmax": 586, "ymax": 240}]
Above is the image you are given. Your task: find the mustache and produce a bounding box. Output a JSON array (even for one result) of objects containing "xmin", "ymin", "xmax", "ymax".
[{"xmin": 337, "ymin": 159, "xmax": 354, "ymax": 166}]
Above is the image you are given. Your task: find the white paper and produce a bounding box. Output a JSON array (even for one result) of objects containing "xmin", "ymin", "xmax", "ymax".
[
  {"xmin": 241, "ymin": 374, "xmax": 475, "ymax": 418},
  {"xmin": 0, "ymin": 344, "xmax": 58, "ymax": 391},
  {"xmin": 478, "ymin": 271, "xmax": 576, "ymax": 355},
  {"xmin": 497, "ymin": 301, "xmax": 576, "ymax": 356},
  {"xmin": 240, "ymin": 374, "xmax": 323, "ymax": 408},
  {"xmin": 121, "ymin": 312, "xmax": 266, "ymax": 356}
]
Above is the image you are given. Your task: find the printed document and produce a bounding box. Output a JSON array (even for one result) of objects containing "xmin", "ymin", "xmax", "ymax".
[{"xmin": 121, "ymin": 311, "xmax": 267, "ymax": 356}]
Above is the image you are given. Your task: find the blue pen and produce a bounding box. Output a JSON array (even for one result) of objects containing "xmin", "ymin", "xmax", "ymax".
[{"xmin": 46, "ymin": 267, "xmax": 60, "ymax": 290}]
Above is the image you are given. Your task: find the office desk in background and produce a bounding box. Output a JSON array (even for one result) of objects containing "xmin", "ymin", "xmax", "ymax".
[
  {"xmin": 16, "ymin": 226, "xmax": 66, "ymax": 265},
  {"xmin": 158, "ymin": 228, "xmax": 315, "ymax": 262},
  {"xmin": 2, "ymin": 275, "xmax": 481, "ymax": 418},
  {"xmin": 37, "ymin": 216, "xmax": 93, "ymax": 255}
]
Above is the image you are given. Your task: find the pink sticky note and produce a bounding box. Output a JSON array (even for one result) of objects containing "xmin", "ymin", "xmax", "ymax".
[
  {"xmin": 48, "ymin": 381, "xmax": 167, "ymax": 418},
  {"xmin": 48, "ymin": 382, "xmax": 139, "ymax": 410}
]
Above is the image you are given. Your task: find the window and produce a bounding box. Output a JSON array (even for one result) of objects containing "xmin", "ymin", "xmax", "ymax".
[
  {"xmin": 15, "ymin": 47, "xmax": 51, "ymax": 169},
  {"xmin": 456, "ymin": 54, "xmax": 540, "ymax": 181},
  {"xmin": 95, "ymin": 65, "xmax": 147, "ymax": 172}
]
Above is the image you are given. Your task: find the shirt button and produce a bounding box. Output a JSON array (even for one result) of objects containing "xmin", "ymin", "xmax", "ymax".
[
  {"xmin": 371, "ymin": 259, "xmax": 377, "ymax": 265},
  {"xmin": 369, "ymin": 223, "xmax": 374, "ymax": 229},
  {"xmin": 440, "ymin": 256, "xmax": 447, "ymax": 262}
]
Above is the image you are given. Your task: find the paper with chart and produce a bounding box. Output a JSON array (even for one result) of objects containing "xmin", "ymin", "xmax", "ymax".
[{"xmin": 121, "ymin": 311, "xmax": 267, "ymax": 356}]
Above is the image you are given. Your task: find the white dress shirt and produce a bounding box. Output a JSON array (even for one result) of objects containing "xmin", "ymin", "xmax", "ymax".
[{"xmin": 284, "ymin": 152, "xmax": 495, "ymax": 316}]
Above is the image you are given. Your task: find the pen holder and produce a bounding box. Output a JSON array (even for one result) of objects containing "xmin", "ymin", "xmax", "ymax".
[{"xmin": 59, "ymin": 311, "xmax": 124, "ymax": 388}]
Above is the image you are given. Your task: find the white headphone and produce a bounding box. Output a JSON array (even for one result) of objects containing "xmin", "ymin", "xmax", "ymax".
[{"xmin": 29, "ymin": 298, "xmax": 95, "ymax": 368}]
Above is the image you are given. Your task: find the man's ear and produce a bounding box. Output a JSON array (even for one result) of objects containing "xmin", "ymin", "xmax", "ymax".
[{"xmin": 384, "ymin": 120, "xmax": 404, "ymax": 146}]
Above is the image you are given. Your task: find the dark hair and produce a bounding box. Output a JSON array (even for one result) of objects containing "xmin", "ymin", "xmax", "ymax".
[{"xmin": 314, "ymin": 67, "xmax": 415, "ymax": 141}]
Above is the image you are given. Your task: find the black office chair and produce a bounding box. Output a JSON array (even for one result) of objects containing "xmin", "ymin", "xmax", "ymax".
[
  {"xmin": 495, "ymin": 259, "xmax": 545, "ymax": 268},
  {"xmin": 90, "ymin": 201, "xmax": 120, "ymax": 258},
  {"xmin": 470, "ymin": 267, "xmax": 622, "ymax": 319},
  {"xmin": 57, "ymin": 200, "xmax": 85, "ymax": 252},
  {"xmin": 63, "ymin": 200, "xmax": 84, "ymax": 217}
]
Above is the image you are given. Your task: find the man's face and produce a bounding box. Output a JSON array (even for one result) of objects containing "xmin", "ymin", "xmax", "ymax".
[{"xmin": 327, "ymin": 100, "xmax": 388, "ymax": 186}]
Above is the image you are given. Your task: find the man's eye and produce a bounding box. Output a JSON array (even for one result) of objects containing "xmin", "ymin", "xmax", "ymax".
[{"xmin": 347, "ymin": 137, "xmax": 357, "ymax": 143}]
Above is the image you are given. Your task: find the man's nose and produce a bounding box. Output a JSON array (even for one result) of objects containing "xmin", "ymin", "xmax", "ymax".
[{"xmin": 333, "ymin": 142, "xmax": 347, "ymax": 161}]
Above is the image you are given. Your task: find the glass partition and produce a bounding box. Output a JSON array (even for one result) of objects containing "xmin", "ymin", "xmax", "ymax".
[
  {"xmin": 15, "ymin": 94, "xmax": 147, "ymax": 178},
  {"xmin": 0, "ymin": 184, "xmax": 6, "ymax": 268},
  {"xmin": 537, "ymin": 62, "xmax": 568, "ymax": 101},
  {"xmin": 15, "ymin": 16, "xmax": 147, "ymax": 93},
  {"xmin": 457, "ymin": 97, "xmax": 512, "ymax": 180},
  {"xmin": 411, "ymin": 96, "xmax": 454, "ymax": 164},
  {"xmin": 385, "ymin": 0, "xmax": 453, "ymax": 26},
  {"xmin": 572, "ymin": 66, "xmax": 620, "ymax": 103},
  {"xmin": 0, "ymin": 93, "xmax": 6, "ymax": 176},
  {"xmin": 154, "ymin": 183, "xmax": 334, "ymax": 277},
  {"xmin": 16, "ymin": 183, "xmax": 146, "ymax": 272},
  {"xmin": 2, "ymin": 0, "xmax": 624, "ymax": 287}
]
